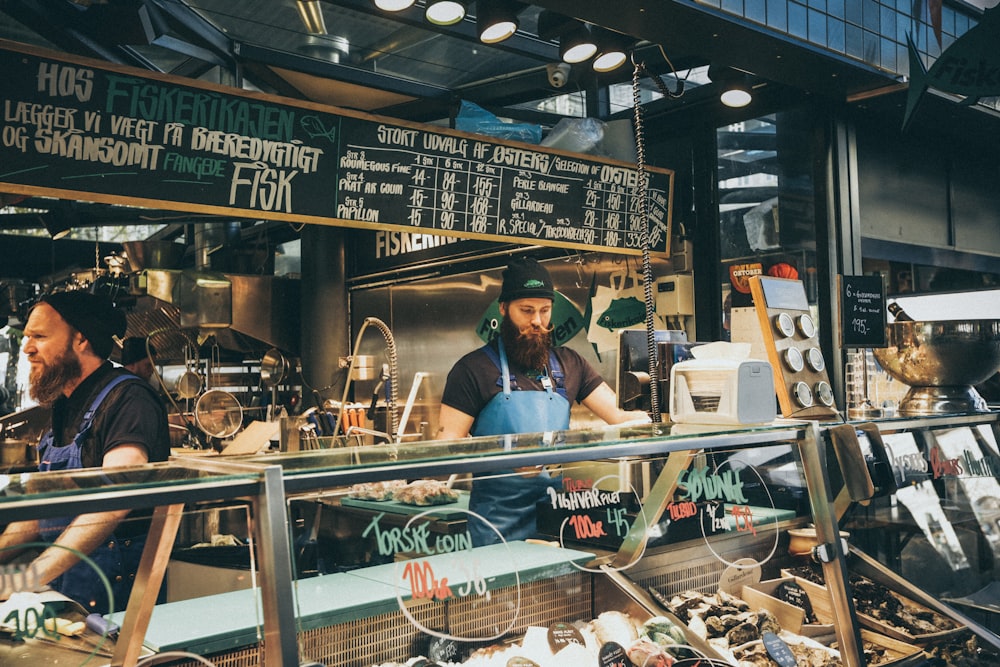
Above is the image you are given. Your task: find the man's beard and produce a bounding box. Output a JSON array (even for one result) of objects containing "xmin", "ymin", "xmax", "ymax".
[
  {"xmin": 501, "ymin": 315, "xmax": 552, "ymax": 371},
  {"xmin": 29, "ymin": 341, "xmax": 82, "ymax": 407}
]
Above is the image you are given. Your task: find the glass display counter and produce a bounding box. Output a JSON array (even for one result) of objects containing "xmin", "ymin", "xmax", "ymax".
[
  {"xmin": 1, "ymin": 413, "xmax": 998, "ymax": 667},
  {"xmin": 0, "ymin": 458, "xmax": 300, "ymax": 666},
  {"xmin": 842, "ymin": 414, "xmax": 1000, "ymax": 633}
]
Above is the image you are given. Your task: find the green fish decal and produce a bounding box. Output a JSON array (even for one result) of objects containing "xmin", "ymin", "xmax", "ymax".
[
  {"xmin": 597, "ymin": 296, "xmax": 645, "ymax": 330},
  {"xmin": 903, "ymin": 5, "xmax": 1000, "ymax": 129},
  {"xmin": 475, "ymin": 291, "xmax": 584, "ymax": 346}
]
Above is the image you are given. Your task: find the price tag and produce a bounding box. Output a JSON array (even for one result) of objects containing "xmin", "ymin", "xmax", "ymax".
[
  {"xmin": 839, "ymin": 274, "xmax": 887, "ymax": 348},
  {"xmin": 598, "ymin": 641, "xmax": 629, "ymax": 667},
  {"xmin": 507, "ymin": 658, "xmax": 540, "ymax": 667},
  {"xmin": 427, "ymin": 637, "xmax": 459, "ymax": 664},
  {"xmin": 718, "ymin": 557, "xmax": 761, "ymax": 595},
  {"xmin": 776, "ymin": 580, "xmax": 816, "ymax": 623},
  {"xmin": 547, "ymin": 621, "xmax": 585, "ymax": 653},
  {"xmin": 762, "ymin": 631, "xmax": 797, "ymax": 667}
]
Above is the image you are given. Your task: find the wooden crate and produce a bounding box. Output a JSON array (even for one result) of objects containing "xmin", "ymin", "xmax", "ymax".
[
  {"xmin": 740, "ymin": 577, "xmax": 835, "ymax": 636},
  {"xmin": 780, "ymin": 569, "xmax": 965, "ymax": 645}
]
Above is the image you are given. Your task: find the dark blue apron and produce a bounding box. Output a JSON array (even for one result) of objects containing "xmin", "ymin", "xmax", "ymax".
[
  {"xmin": 467, "ymin": 340, "xmax": 570, "ymax": 546},
  {"xmin": 38, "ymin": 373, "xmax": 147, "ymax": 615}
]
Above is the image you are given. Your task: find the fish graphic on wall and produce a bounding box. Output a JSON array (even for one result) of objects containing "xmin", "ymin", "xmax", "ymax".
[
  {"xmin": 301, "ymin": 116, "xmax": 338, "ymax": 143},
  {"xmin": 903, "ymin": 4, "xmax": 1000, "ymax": 130},
  {"xmin": 596, "ymin": 296, "xmax": 645, "ymax": 330}
]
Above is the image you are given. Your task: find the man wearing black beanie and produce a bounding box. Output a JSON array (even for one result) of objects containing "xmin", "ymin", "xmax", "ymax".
[
  {"xmin": 438, "ymin": 256, "xmax": 648, "ymax": 546},
  {"xmin": 0, "ymin": 291, "xmax": 169, "ymax": 615}
]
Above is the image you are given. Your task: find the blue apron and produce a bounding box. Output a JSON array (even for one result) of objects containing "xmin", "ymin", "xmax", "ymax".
[
  {"xmin": 467, "ymin": 340, "xmax": 570, "ymax": 546},
  {"xmin": 38, "ymin": 373, "xmax": 147, "ymax": 615}
]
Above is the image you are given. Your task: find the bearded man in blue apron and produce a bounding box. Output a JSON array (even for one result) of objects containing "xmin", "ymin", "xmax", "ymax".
[
  {"xmin": 0, "ymin": 291, "xmax": 169, "ymax": 614},
  {"xmin": 438, "ymin": 257, "xmax": 649, "ymax": 546}
]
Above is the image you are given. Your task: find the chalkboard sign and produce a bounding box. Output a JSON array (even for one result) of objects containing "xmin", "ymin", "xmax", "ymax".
[
  {"xmin": 839, "ymin": 274, "xmax": 887, "ymax": 347},
  {"xmin": 0, "ymin": 40, "xmax": 673, "ymax": 255}
]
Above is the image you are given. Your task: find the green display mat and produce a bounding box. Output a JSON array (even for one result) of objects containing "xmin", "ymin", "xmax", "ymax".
[
  {"xmin": 340, "ymin": 490, "xmax": 470, "ymax": 520},
  {"xmin": 122, "ymin": 541, "xmax": 595, "ymax": 655}
]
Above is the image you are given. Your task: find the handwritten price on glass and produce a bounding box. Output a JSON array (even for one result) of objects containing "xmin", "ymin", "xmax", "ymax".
[
  {"xmin": 566, "ymin": 507, "xmax": 629, "ymax": 540},
  {"xmin": 402, "ymin": 559, "xmax": 487, "ymax": 601},
  {"xmin": 3, "ymin": 606, "xmax": 60, "ymax": 641},
  {"xmin": 0, "ymin": 562, "xmax": 62, "ymax": 641}
]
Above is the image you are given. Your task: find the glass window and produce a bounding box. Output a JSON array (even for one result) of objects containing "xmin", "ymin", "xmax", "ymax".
[
  {"xmin": 746, "ymin": 0, "xmax": 768, "ymax": 24},
  {"xmin": 789, "ymin": 1, "xmax": 809, "ymax": 38},
  {"xmin": 845, "ymin": 0, "xmax": 863, "ymax": 25},
  {"xmin": 767, "ymin": 0, "xmax": 789, "ymax": 30},
  {"xmin": 828, "ymin": 18, "xmax": 847, "ymax": 52},
  {"xmin": 716, "ymin": 109, "xmax": 820, "ymax": 341},
  {"xmin": 808, "ymin": 8, "xmax": 828, "ymax": 44}
]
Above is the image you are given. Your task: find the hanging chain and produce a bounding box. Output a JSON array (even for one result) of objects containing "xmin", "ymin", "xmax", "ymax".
[{"xmin": 632, "ymin": 56, "xmax": 662, "ymax": 423}]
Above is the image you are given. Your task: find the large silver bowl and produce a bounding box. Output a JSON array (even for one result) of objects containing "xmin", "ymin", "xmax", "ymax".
[{"xmin": 872, "ymin": 319, "xmax": 1000, "ymax": 415}]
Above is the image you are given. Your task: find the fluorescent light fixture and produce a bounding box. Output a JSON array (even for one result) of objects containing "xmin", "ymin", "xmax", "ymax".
[{"xmin": 295, "ymin": 0, "xmax": 327, "ymax": 34}]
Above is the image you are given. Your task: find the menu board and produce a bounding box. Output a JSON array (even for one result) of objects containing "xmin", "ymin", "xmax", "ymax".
[
  {"xmin": 839, "ymin": 274, "xmax": 887, "ymax": 347},
  {"xmin": 0, "ymin": 40, "xmax": 673, "ymax": 255}
]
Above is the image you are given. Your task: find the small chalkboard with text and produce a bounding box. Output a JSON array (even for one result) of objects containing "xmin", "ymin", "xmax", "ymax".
[{"xmin": 839, "ymin": 274, "xmax": 887, "ymax": 348}]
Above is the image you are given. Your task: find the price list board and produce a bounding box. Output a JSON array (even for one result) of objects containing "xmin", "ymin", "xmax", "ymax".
[
  {"xmin": 0, "ymin": 40, "xmax": 673, "ymax": 256},
  {"xmin": 335, "ymin": 117, "xmax": 673, "ymax": 254}
]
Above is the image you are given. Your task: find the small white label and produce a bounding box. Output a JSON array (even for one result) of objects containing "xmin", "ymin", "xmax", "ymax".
[{"xmin": 717, "ymin": 557, "xmax": 761, "ymax": 594}]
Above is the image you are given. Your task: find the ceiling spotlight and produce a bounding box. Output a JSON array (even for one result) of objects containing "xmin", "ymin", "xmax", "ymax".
[
  {"xmin": 372, "ymin": 0, "xmax": 415, "ymax": 11},
  {"xmin": 592, "ymin": 28, "xmax": 632, "ymax": 72},
  {"xmin": 425, "ymin": 0, "xmax": 466, "ymax": 25},
  {"xmin": 559, "ymin": 23, "xmax": 596, "ymax": 63},
  {"xmin": 537, "ymin": 12, "xmax": 596, "ymax": 64},
  {"xmin": 709, "ymin": 65, "xmax": 754, "ymax": 108},
  {"xmin": 477, "ymin": 0, "xmax": 524, "ymax": 44},
  {"xmin": 42, "ymin": 211, "xmax": 73, "ymax": 240},
  {"xmin": 295, "ymin": 0, "xmax": 327, "ymax": 34}
]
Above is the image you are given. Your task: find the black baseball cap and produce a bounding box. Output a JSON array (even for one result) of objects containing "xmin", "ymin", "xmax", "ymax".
[{"xmin": 499, "ymin": 257, "xmax": 555, "ymax": 302}]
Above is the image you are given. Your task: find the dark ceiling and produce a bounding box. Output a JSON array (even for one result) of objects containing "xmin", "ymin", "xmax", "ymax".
[
  {"xmin": 0, "ymin": 0, "xmax": 901, "ymax": 122},
  {"xmin": 0, "ymin": 0, "xmax": 996, "ymax": 253}
]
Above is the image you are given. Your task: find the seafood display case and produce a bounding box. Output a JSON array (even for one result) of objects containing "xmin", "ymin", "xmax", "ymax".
[{"xmin": 1, "ymin": 412, "xmax": 999, "ymax": 667}]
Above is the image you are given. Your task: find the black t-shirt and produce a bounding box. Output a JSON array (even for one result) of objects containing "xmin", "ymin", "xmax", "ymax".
[
  {"xmin": 441, "ymin": 340, "xmax": 605, "ymax": 420},
  {"xmin": 49, "ymin": 362, "xmax": 170, "ymax": 469}
]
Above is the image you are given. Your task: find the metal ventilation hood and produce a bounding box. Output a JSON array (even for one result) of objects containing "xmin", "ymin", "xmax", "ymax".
[{"xmin": 136, "ymin": 269, "xmax": 300, "ymax": 356}]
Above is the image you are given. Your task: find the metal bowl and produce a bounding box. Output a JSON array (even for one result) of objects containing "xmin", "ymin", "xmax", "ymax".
[{"xmin": 872, "ymin": 319, "xmax": 1000, "ymax": 414}]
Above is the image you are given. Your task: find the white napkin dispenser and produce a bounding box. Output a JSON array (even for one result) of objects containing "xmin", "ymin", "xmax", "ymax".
[{"xmin": 669, "ymin": 358, "xmax": 776, "ymax": 425}]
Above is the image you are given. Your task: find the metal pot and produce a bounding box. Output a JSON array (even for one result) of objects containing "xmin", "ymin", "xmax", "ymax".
[
  {"xmin": 0, "ymin": 439, "xmax": 34, "ymax": 466},
  {"xmin": 787, "ymin": 527, "xmax": 849, "ymax": 559}
]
